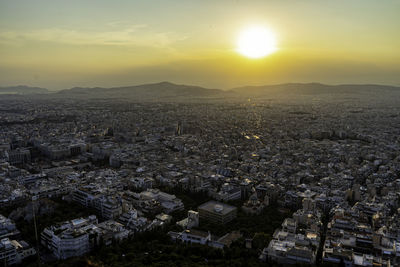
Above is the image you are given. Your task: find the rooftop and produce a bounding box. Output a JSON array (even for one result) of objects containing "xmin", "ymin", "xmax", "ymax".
[{"xmin": 198, "ymin": 200, "xmax": 237, "ymax": 215}]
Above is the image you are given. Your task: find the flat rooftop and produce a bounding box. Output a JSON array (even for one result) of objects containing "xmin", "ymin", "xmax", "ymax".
[{"xmin": 198, "ymin": 200, "xmax": 237, "ymax": 215}]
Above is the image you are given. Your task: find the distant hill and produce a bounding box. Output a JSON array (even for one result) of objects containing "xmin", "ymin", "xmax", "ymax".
[
  {"xmin": 0, "ymin": 85, "xmax": 49, "ymax": 94},
  {"xmin": 57, "ymin": 82, "xmax": 233, "ymax": 100},
  {"xmin": 2, "ymin": 82, "xmax": 399, "ymax": 101},
  {"xmin": 231, "ymin": 83, "xmax": 400, "ymax": 97}
]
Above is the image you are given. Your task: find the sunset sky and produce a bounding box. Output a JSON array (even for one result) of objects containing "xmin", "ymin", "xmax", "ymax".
[{"xmin": 1, "ymin": 0, "xmax": 399, "ymax": 89}]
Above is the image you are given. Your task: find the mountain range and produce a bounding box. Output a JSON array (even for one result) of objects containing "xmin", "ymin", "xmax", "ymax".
[
  {"xmin": 231, "ymin": 83, "xmax": 400, "ymax": 96},
  {"xmin": 1, "ymin": 82, "xmax": 399, "ymax": 100},
  {"xmin": 0, "ymin": 85, "xmax": 48, "ymax": 94},
  {"xmin": 56, "ymin": 82, "xmax": 230, "ymax": 99}
]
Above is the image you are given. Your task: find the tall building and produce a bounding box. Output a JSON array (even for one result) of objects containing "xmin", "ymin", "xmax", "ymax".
[
  {"xmin": 6, "ymin": 149, "xmax": 31, "ymax": 165},
  {"xmin": 198, "ymin": 201, "xmax": 237, "ymax": 224}
]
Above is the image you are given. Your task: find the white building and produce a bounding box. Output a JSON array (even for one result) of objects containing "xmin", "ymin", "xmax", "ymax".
[
  {"xmin": 41, "ymin": 215, "xmax": 98, "ymax": 260},
  {"xmin": 169, "ymin": 229, "xmax": 211, "ymax": 245},
  {"xmin": 176, "ymin": 210, "xmax": 199, "ymax": 229},
  {"xmin": 140, "ymin": 189, "xmax": 184, "ymax": 214}
]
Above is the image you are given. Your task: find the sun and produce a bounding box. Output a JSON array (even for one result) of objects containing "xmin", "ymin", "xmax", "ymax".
[{"xmin": 236, "ymin": 26, "xmax": 277, "ymax": 59}]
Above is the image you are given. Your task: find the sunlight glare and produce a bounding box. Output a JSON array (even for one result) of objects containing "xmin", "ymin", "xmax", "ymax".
[{"xmin": 237, "ymin": 26, "xmax": 277, "ymax": 58}]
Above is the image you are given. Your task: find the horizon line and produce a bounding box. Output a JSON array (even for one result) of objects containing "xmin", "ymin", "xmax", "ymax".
[{"xmin": 2, "ymin": 81, "xmax": 400, "ymax": 92}]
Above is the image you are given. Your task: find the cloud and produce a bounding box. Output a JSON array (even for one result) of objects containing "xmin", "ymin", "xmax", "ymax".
[{"xmin": 0, "ymin": 26, "xmax": 187, "ymax": 48}]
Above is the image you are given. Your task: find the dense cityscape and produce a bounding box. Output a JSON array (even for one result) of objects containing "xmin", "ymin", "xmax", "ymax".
[
  {"xmin": 1, "ymin": 0, "xmax": 400, "ymax": 266},
  {"xmin": 0, "ymin": 95, "xmax": 399, "ymax": 266}
]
